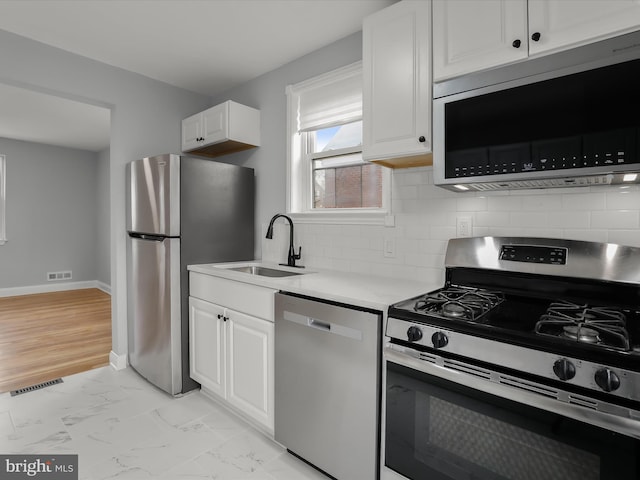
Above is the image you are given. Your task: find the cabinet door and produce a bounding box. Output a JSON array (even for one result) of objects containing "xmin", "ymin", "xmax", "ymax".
[
  {"xmin": 188, "ymin": 296, "xmax": 226, "ymax": 398},
  {"xmin": 181, "ymin": 112, "xmax": 202, "ymax": 151},
  {"xmin": 226, "ymin": 310, "xmax": 274, "ymax": 432},
  {"xmin": 201, "ymin": 102, "xmax": 229, "ymax": 146},
  {"xmin": 528, "ymin": 0, "xmax": 640, "ymax": 56},
  {"xmin": 363, "ymin": 0, "xmax": 431, "ymax": 164},
  {"xmin": 433, "ymin": 0, "xmax": 528, "ymax": 81}
]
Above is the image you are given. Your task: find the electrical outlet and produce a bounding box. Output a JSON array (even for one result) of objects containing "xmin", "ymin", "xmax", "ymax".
[
  {"xmin": 457, "ymin": 217, "xmax": 473, "ymax": 238},
  {"xmin": 384, "ymin": 239, "xmax": 396, "ymax": 258}
]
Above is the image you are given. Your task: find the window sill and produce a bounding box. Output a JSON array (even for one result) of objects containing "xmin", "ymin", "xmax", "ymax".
[{"xmin": 288, "ymin": 211, "xmax": 390, "ymax": 226}]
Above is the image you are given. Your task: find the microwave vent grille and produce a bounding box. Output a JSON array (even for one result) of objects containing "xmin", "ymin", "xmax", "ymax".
[{"xmin": 465, "ymin": 175, "xmax": 614, "ymax": 191}]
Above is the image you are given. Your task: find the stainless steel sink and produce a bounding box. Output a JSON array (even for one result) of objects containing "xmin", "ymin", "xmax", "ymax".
[{"xmin": 228, "ymin": 265, "xmax": 304, "ymax": 277}]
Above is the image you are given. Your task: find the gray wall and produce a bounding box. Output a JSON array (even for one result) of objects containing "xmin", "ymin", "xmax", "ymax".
[
  {"xmin": 0, "ymin": 137, "xmax": 99, "ymax": 288},
  {"xmin": 209, "ymin": 32, "xmax": 363, "ymax": 255},
  {"xmin": 96, "ymin": 147, "xmax": 110, "ymax": 287},
  {"xmin": 0, "ymin": 29, "xmax": 210, "ymax": 361},
  {"xmin": 0, "ymin": 27, "xmax": 362, "ymax": 360}
]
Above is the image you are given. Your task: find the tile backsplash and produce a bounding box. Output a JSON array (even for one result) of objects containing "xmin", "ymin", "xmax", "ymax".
[{"xmin": 262, "ymin": 166, "xmax": 640, "ymax": 283}]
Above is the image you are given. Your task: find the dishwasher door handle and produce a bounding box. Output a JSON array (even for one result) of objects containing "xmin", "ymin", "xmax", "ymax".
[
  {"xmin": 282, "ymin": 310, "xmax": 363, "ymax": 341},
  {"xmin": 308, "ymin": 318, "xmax": 331, "ymax": 331}
]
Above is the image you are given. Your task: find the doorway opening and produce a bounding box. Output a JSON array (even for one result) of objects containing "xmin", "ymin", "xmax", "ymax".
[{"xmin": 0, "ymin": 83, "xmax": 112, "ymax": 393}]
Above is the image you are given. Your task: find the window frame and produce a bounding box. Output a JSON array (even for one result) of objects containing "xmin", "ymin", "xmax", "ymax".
[
  {"xmin": 286, "ymin": 62, "xmax": 390, "ymax": 225},
  {"xmin": 0, "ymin": 154, "xmax": 5, "ymax": 245}
]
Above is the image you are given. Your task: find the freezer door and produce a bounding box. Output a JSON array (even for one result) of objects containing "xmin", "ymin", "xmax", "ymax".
[
  {"xmin": 127, "ymin": 154, "xmax": 180, "ymax": 236},
  {"xmin": 128, "ymin": 235, "xmax": 182, "ymax": 395}
]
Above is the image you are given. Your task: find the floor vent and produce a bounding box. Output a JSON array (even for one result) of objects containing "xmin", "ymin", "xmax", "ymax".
[
  {"xmin": 10, "ymin": 378, "xmax": 63, "ymax": 396},
  {"xmin": 47, "ymin": 271, "xmax": 72, "ymax": 281}
]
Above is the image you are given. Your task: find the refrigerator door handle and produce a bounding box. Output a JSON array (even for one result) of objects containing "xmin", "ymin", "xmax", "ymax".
[{"xmin": 128, "ymin": 231, "xmax": 166, "ymax": 242}]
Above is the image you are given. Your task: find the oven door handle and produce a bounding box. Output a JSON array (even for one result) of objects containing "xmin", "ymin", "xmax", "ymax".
[{"xmin": 385, "ymin": 345, "xmax": 640, "ymax": 440}]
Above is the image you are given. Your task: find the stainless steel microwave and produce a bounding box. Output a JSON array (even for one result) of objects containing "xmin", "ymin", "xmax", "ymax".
[{"xmin": 433, "ymin": 30, "xmax": 640, "ymax": 192}]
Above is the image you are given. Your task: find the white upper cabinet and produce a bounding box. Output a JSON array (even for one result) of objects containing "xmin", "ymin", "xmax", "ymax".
[
  {"xmin": 201, "ymin": 102, "xmax": 227, "ymax": 145},
  {"xmin": 182, "ymin": 114, "xmax": 202, "ymax": 152},
  {"xmin": 181, "ymin": 100, "xmax": 260, "ymax": 159},
  {"xmin": 433, "ymin": 0, "xmax": 640, "ymax": 81},
  {"xmin": 433, "ymin": 0, "xmax": 528, "ymax": 81},
  {"xmin": 363, "ymin": 0, "xmax": 432, "ymax": 168},
  {"xmin": 528, "ymin": 0, "xmax": 640, "ymax": 56}
]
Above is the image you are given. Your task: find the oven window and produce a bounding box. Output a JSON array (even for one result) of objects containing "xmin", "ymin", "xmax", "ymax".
[{"xmin": 385, "ymin": 362, "xmax": 639, "ymax": 480}]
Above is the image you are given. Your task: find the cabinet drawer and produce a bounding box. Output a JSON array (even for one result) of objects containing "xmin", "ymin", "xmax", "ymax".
[{"xmin": 189, "ymin": 272, "xmax": 276, "ymax": 321}]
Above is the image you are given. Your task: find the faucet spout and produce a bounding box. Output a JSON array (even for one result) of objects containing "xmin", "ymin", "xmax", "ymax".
[{"xmin": 265, "ymin": 214, "xmax": 303, "ymax": 268}]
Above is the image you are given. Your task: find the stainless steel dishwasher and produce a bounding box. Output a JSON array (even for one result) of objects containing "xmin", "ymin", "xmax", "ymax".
[{"xmin": 274, "ymin": 292, "xmax": 382, "ymax": 480}]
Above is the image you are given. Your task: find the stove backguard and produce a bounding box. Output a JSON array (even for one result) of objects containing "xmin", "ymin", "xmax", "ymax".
[{"xmin": 444, "ymin": 237, "xmax": 640, "ymax": 286}]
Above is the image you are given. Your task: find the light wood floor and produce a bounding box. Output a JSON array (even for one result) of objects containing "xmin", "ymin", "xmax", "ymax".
[{"xmin": 0, "ymin": 288, "xmax": 112, "ymax": 393}]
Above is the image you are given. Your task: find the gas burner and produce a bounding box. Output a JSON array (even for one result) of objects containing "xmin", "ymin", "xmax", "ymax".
[
  {"xmin": 413, "ymin": 287, "xmax": 504, "ymax": 322},
  {"xmin": 536, "ymin": 300, "xmax": 631, "ymax": 350},
  {"xmin": 562, "ymin": 325, "xmax": 600, "ymax": 344},
  {"xmin": 442, "ymin": 303, "xmax": 468, "ymax": 318}
]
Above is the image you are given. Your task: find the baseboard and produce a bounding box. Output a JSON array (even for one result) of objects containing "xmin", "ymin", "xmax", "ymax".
[
  {"xmin": 95, "ymin": 281, "xmax": 111, "ymax": 295},
  {"xmin": 0, "ymin": 280, "xmax": 112, "ymax": 298},
  {"xmin": 109, "ymin": 351, "xmax": 127, "ymax": 370}
]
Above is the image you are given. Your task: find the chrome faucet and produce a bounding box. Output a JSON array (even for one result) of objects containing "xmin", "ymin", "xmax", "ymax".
[{"xmin": 265, "ymin": 214, "xmax": 303, "ymax": 268}]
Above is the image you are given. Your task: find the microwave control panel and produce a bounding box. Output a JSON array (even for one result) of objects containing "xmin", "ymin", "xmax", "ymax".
[{"xmin": 445, "ymin": 128, "xmax": 638, "ymax": 179}]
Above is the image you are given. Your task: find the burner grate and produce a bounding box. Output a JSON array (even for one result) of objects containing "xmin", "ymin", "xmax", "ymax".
[
  {"xmin": 413, "ymin": 287, "xmax": 504, "ymax": 322},
  {"xmin": 535, "ymin": 301, "xmax": 630, "ymax": 350}
]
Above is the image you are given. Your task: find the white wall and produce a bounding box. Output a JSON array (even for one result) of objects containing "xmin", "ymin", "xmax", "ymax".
[
  {"xmin": 264, "ymin": 168, "xmax": 640, "ymax": 284},
  {"xmin": 96, "ymin": 147, "xmax": 110, "ymax": 288},
  {"xmin": 0, "ymin": 29, "xmax": 211, "ymax": 361},
  {"xmin": 0, "ymin": 137, "xmax": 100, "ymax": 289}
]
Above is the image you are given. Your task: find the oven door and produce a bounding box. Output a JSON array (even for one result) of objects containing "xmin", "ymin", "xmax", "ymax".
[{"xmin": 383, "ymin": 345, "xmax": 640, "ymax": 480}]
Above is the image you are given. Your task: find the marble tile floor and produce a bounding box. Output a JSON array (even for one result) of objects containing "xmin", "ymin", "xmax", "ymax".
[{"xmin": 0, "ymin": 366, "xmax": 329, "ymax": 480}]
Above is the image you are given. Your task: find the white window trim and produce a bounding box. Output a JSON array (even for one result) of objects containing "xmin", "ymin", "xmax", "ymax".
[
  {"xmin": 285, "ymin": 62, "xmax": 390, "ymax": 225},
  {"xmin": 0, "ymin": 154, "xmax": 6, "ymax": 245}
]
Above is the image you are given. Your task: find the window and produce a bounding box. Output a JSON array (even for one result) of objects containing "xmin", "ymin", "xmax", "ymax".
[
  {"xmin": 286, "ymin": 62, "xmax": 389, "ymax": 223},
  {"xmin": 0, "ymin": 154, "xmax": 5, "ymax": 244},
  {"xmin": 311, "ymin": 121, "xmax": 382, "ymax": 209}
]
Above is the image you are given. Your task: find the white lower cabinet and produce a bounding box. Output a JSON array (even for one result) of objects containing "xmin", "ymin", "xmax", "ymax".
[
  {"xmin": 188, "ymin": 274, "xmax": 275, "ymax": 434},
  {"xmin": 189, "ymin": 297, "xmax": 226, "ymax": 398},
  {"xmin": 226, "ymin": 308, "xmax": 273, "ymax": 429}
]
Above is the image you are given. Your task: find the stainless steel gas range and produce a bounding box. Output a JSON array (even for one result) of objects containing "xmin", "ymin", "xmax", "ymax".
[{"xmin": 382, "ymin": 237, "xmax": 640, "ymax": 480}]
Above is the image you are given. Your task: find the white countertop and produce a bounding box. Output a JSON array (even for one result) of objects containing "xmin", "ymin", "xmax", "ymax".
[{"xmin": 188, "ymin": 261, "xmax": 437, "ymax": 311}]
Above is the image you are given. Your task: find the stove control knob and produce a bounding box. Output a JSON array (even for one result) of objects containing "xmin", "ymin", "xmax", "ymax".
[
  {"xmin": 595, "ymin": 368, "xmax": 620, "ymax": 392},
  {"xmin": 431, "ymin": 331, "xmax": 449, "ymax": 349},
  {"xmin": 553, "ymin": 359, "xmax": 576, "ymax": 381},
  {"xmin": 406, "ymin": 326, "xmax": 423, "ymax": 342}
]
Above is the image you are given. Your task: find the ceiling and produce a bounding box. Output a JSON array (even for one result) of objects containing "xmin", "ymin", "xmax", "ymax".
[
  {"xmin": 0, "ymin": 84, "xmax": 111, "ymax": 152},
  {"xmin": 0, "ymin": 0, "xmax": 394, "ymax": 152}
]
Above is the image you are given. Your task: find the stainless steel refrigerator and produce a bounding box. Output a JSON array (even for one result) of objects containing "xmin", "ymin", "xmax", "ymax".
[{"xmin": 126, "ymin": 153, "xmax": 254, "ymax": 395}]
